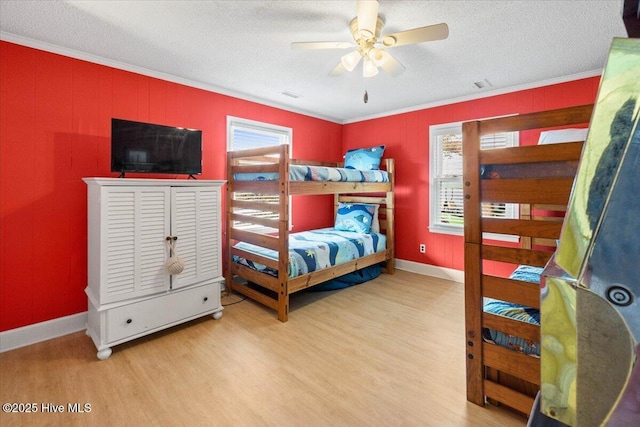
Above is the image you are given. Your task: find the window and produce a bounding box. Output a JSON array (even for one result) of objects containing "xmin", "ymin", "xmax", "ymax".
[
  {"xmin": 429, "ymin": 121, "xmax": 518, "ymax": 237},
  {"xmin": 227, "ymin": 117, "xmax": 292, "ymax": 230}
]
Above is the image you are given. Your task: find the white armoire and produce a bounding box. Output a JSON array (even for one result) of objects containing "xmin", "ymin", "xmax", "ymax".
[{"xmin": 83, "ymin": 178, "xmax": 225, "ymax": 360}]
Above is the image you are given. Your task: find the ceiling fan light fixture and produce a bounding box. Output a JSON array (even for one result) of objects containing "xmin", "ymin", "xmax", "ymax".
[
  {"xmin": 368, "ymin": 47, "xmax": 387, "ymax": 67},
  {"xmin": 363, "ymin": 57, "xmax": 379, "ymax": 77},
  {"xmin": 381, "ymin": 35, "xmax": 396, "ymax": 47},
  {"xmin": 341, "ymin": 50, "xmax": 362, "ymax": 72}
]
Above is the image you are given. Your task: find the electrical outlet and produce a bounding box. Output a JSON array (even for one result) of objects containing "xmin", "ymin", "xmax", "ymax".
[{"xmin": 419, "ymin": 244, "xmax": 426, "ymax": 253}]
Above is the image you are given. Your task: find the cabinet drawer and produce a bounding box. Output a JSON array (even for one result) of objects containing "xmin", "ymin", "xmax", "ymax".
[{"xmin": 106, "ymin": 283, "xmax": 221, "ymax": 343}]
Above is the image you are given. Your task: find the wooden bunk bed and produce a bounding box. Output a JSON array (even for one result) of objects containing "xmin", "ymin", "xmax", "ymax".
[
  {"xmin": 462, "ymin": 104, "xmax": 593, "ymax": 415},
  {"xmin": 226, "ymin": 144, "xmax": 394, "ymax": 322}
]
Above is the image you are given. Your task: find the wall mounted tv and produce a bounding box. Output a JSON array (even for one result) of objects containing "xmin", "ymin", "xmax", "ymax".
[{"xmin": 111, "ymin": 118, "xmax": 202, "ymax": 177}]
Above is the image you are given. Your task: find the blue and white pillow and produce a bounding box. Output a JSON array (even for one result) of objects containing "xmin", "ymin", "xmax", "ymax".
[
  {"xmin": 334, "ymin": 203, "xmax": 376, "ymax": 234},
  {"xmin": 344, "ymin": 145, "xmax": 385, "ymax": 170}
]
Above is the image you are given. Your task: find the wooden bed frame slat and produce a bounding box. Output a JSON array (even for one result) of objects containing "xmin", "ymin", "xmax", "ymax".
[
  {"xmin": 232, "ymin": 163, "xmax": 279, "ymax": 174},
  {"xmin": 230, "ymin": 247, "xmax": 279, "ymax": 270},
  {"xmin": 463, "ymin": 103, "xmax": 593, "ymax": 415},
  {"xmin": 228, "ymin": 145, "xmax": 281, "ymax": 159},
  {"xmin": 230, "ymin": 180, "xmax": 280, "ymax": 194},
  {"xmin": 532, "ymin": 237, "xmax": 559, "ymax": 247},
  {"xmin": 481, "ymin": 218, "xmax": 563, "ymax": 239},
  {"xmin": 484, "ymin": 380, "xmax": 536, "ymax": 415},
  {"xmin": 290, "ymin": 181, "xmax": 391, "ymax": 195},
  {"xmin": 482, "ymin": 275, "xmax": 540, "ymax": 309},
  {"xmin": 230, "ymin": 213, "xmax": 279, "ymax": 229},
  {"xmin": 230, "ymin": 263, "xmax": 280, "ymax": 293},
  {"xmin": 478, "ymin": 104, "xmax": 593, "ymax": 134},
  {"xmin": 338, "ymin": 195, "xmax": 389, "ymax": 204},
  {"xmin": 229, "ymin": 228, "xmax": 280, "ymax": 251},
  {"xmin": 481, "ymin": 177, "xmax": 575, "ymax": 205},
  {"xmin": 481, "ymin": 245, "xmax": 552, "ymax": 268},
  {"xmin": 479, "ymin": 141, "xmax": 584, "ymax": 165},
  {"xmin": 230, "ymin": 199, "xmax": 279, "ymax": 212},
  {"xmin": 290, "ymin": 158, "xmax": 338, "ymax": 167},
  {"xmin": 228, "ymin": 280, "xmax": 279, "ymax": 310},
  {"xmin": 483, "ymin": 313, "xmax": 540, "ymax": 343},
  {"xmin": 484, "ymin": 343, "xmax": 540, "ymax": 385},
  {"xmin": 288, "ymin": 250, "xmax": 389, "ymax": 293}
]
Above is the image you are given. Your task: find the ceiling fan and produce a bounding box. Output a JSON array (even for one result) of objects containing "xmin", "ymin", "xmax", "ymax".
[{"xmin": 291, "ymin": 0, "xmax": 449, "ymax": 78}]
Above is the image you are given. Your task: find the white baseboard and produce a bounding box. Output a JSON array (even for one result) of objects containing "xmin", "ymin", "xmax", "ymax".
[
  {"xmin": 0, "ymin": 262, "xmax": 460, "ymax": 353},
  {"xmin": 394, "ymin": 259, "xmax": 464, "ymax": 283},
  {"xmin": 0, "ymin": 312, "xmax": 87, "ymax": 353}
]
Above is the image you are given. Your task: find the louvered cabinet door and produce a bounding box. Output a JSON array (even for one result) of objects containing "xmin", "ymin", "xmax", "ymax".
[
  {"xmin": 170, "ymin": 187, "xmax": 222, "ymax": 290},
  {"xmin": 100, "ymin": 186, "xmax": 171, "ymax": 303}
]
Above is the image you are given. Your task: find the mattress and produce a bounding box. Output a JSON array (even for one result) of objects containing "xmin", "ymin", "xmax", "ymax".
[
  {"xmin": 233, "ymin": 227, "xmax": 386, "ymax": 279},
  {"xmin": 483, "ymin": 265, "xmax": 543, "ymax": 356},
  {"xmin": 234, "ymin": 164, "xmax": 389, "ymax": 183}
]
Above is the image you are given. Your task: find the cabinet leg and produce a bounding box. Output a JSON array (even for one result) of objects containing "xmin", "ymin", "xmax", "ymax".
[
  {"xmin": 97, "ymin": 348, "xmax": 112, "ymax": 360},
  {"xmin": 212, "ymin": 310, "xmax": 223, "ymax": 320}
]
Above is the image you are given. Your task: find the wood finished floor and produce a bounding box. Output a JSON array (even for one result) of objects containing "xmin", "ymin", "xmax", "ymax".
[{"xmin": 0, "ymin": 270, "xmax": 527, "ymax": 427}]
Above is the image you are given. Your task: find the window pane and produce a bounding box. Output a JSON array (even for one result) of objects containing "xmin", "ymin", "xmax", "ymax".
[
  {"xmin": 438, "ymin": 179, "xmax": 464, "ymax": 225},
  {"xmin": 231, "ymin": 128, "xmax": 282, "ymax": 151},
  {"xmin": 439, "ymin": 133, "xmax": 463, "ymax": 177},
  {"xmin": 430, "ymin": 121, "xmax": 519, "ymax": 235}
]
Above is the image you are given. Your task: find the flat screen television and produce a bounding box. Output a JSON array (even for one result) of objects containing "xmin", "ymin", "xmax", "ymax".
[{"xmin": 111, "ymin": 118, "xmax": 202, "ymax": 177}]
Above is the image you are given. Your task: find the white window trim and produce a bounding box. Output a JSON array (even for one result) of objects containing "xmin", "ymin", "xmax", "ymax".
[
  {"xmin": 227, "ymin": 116, "xmax": 293, "ymax": 231},
  {"xmin": 429, "ymin": 119, "xmax": 519, "ymax": 243}
]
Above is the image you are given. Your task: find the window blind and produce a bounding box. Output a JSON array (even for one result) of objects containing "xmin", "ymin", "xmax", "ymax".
[{"xmin": 430, "ymin": 123, "xmax": 518, "ymax": 235}]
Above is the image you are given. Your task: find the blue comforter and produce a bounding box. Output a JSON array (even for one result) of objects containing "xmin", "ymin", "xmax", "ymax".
[
  {"xmin": 233, "ymin": 227, "xmax": 386, "ymax": 278},
  {"xmin": 234, "ymin": 164, "xmax": 389, "ymax": 183}
]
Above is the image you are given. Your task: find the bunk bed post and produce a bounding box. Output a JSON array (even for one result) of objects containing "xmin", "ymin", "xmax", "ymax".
[
  {"xmin": 462, "ymin": 120, "xmax": 485, "ymax": 406},
  {"xmin": 384, "ymin": 158, "xmax": 395, "ymax": 274},
  {"xmin": 277, "ymin": 144, "xmax": 290, "ymax": 321},
  {"xmin": 225, "ymin": 150, "xmax": 235, "ymax": 295}
]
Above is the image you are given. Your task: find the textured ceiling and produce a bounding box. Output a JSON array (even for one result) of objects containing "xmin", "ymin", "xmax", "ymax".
[{"xmin": 0, "ymin": 0, "xmax": 628, "ymax": 123}]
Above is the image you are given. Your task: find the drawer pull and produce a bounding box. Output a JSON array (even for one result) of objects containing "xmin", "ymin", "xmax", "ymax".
[
  {"xmin": 126, "ymin": 318, "xmax": 132, "ymax": 324},
  {"xmin": 203, "ymin": 297, "xmax": 208, "ymax": 302}
]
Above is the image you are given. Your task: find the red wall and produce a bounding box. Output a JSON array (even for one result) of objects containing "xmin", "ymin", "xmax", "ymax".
[
  {"xmin": 0, "ymin": 40, "xmax": 600, "ymax": 332},
  {"xmin": 342, "ymin": 77, "xmax": 599, "ymax": 273},
  {"xmin": 0, "ymin": 41, "xmax": 342, "ymax": 332}
]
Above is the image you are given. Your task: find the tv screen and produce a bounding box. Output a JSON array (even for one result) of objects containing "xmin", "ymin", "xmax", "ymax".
[{"xmin": 111, "ymin": 118, "xmax": 202, "ymax": 176}]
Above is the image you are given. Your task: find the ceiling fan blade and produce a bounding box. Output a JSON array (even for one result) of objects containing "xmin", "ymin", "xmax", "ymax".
[
  {"xmin": 291, "ymin": 41, "xmax": 353, "ymax": 50},
  {"xmin": 382, "ymin": 23, "xmax": 449, "ymax": 47},
  {"xmin": 329, "ymin": 62, "xmax": 346, "ymax": 76},
  {"xmin": 356, "ymin": 0, "xmax": 379, "ymax": 38},
  {"xmin": 379, "ymin": 52, "xmax": 405, "ymax": 77}
]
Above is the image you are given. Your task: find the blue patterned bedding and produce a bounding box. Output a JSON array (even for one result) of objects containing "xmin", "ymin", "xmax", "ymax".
[
  {"xmin": 234, "ymin": 164, "xmax": 389, "ymax": 183},
  {"xmin": 483, "ymin": 265, "xmax": 543, "ymax": 356},
  {"xmin": 233, "ymin": 227, "xmax": 386, "ymax": 278}
]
